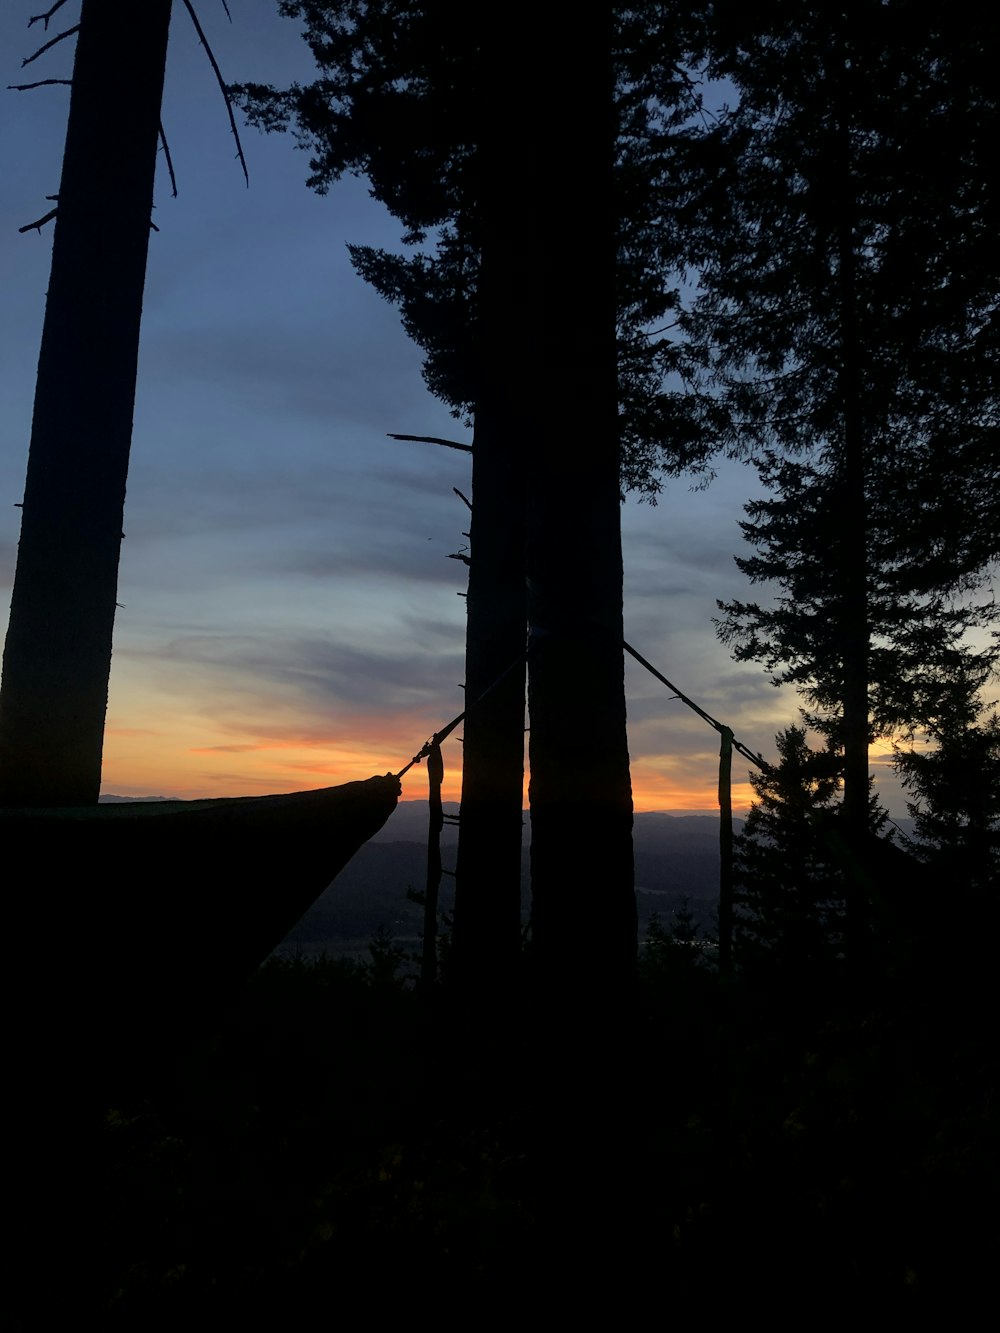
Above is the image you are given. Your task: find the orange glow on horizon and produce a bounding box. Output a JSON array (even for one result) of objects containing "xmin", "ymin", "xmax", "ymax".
[
  {"xmin": 630, "ymin": 777, "xmax": 756, "ymax": 815},
  {"xmin": 102, "ymin": 714, "xmax": 754, "ymax": 813},
  {"xmin": 98, "ymin": 654, "xmax": 953, "ymax": 815}
]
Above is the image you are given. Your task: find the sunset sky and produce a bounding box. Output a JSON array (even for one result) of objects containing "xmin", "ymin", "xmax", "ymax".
[{"xmin": 0, "ymin": 1, "xmax": 945, "ymax": 815}]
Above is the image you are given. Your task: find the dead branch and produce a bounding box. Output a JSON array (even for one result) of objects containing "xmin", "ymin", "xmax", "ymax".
[
  {"xmin": 29, "ymin": 1, "xmax": 71, "ymax": 30},
  {"xmin": 22, "ymin": 22, "xmax": 79, "ymax": 68},
  {"xmin": 387, "ymin": 432, "xmax": 473, "ymax": 453},
  {"xmin": 220, "ymin": 0, "xmax": 232, "ymax": 19},
  {"xmin": 19, "ymin": 208, "xmax": 58, "ymax": 234},
  {"xmin": 449, "ymin": 552, "xmax": 471, "ymax": 566},
  {"xmin": 7, "ymin": 77, "xmax": 71, "ymax": 90},
  {"xmin": 453, "ymin": 487, "xmax": 472, "ymax": 510},
  {"xmin": 180, "ymin": 0, "xmax": 248, "ymax": 186},
  {"xmin": 158, "ymin": 121, "xmax": 178, "ymax": 197}
]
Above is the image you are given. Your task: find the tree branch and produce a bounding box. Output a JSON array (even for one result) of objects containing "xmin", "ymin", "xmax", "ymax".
[
  {"xmin": 19, "ymin": 208, "xmax": 58, "ymax": 234},
  {"xmin": 159, "ymin": 121, "xmax": 178, "ymax": 197},
  {"xmin": 22, "ymin": 22, "xmax": 79, "ymax": 68},
  {"xmin": 387, "ymin": 432, "xmax": 473, "ymax": 453},
  {"xmin": 180, "ymin": 0, "xmax": 248, "ymax": 186},
  {"xmin": 28, "ymin": 1, "xmax": 71, "ymax": 30},
  {"xmin": 219, "ymin": 0, "xmax": 232, "ymax": 20},
  {"xmin": 453, "ymin": 487, "xmax": 472, "ymax": 509},
  {"xmin": 7, "ymin": 77, "xmax": 71, "ymax": 90}
]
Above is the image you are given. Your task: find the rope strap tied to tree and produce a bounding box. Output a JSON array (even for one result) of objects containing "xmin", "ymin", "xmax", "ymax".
[
  {"xmin": 396, "ymin": 650, "xmax": 525, "ymax": 985},
  {"xmin": 396, "ymin": 652, "xmax": 525, "ymax": 778},
  {"xmin": 624, "ymin": 640, "xmax": 768, "ymax": 773}
]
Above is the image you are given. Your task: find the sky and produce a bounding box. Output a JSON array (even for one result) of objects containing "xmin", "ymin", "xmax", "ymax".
[{"xmin": 0, "ymin": 0, "xmax": 961, "ymax": 816}]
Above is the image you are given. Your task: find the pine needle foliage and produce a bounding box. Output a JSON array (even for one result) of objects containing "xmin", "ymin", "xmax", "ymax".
[
  {"xmin": 895, "ymin": 698, "xmax": 1000, "ymax": 894},
  {"xmin": 231, "ymin": 0, "xmax": 725, "ymax": 493},
  {"xmin": 691, "ymin": 1, "xmax": 1000, "ymax": 777},
  {"xmin": 733, "ymin": 725, "xmax": 848, "ymax": 984}
]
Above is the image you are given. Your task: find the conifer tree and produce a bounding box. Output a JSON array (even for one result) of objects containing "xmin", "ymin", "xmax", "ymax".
[
  {"xmin": 894, "ymin": 691, "xmax": 1000, "ymax": 895},
  {"xmin": 691, "ymin": 1, "xmax": 1000, "ymax": 946},
  {"xmin": 233, "ymin": 1, "xmax": 718, "ymax": 992},
  {"xmin": 733, "ymin": 725, "xmax": 847, "ymax": 986}
]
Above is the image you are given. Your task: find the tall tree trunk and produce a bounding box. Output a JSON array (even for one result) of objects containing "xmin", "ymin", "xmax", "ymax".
[
  {"xmin": 718, "ymin": 725, "xmax": 734, "ymax": 978},
  {"xmin": 458, "ymin": 3, "xmax": 635, "ymax": 1271},
  {"xmin": 450, "ymin": 399, "xmax": 527, "ymax": 994},
  {"xmin": 520, "ymin": 5, "xmax": 637, "ymax": 1000},
  {"xmin": 449, "ymin": 4, "xmax": 529, "ymax": 998},
  {"xmin": 0, "ymin": 0, "xmax": 173, "ymax": 807},
  {"xmin": 831, "ymin": 28, "xmax": 872, "ymax": 966}
]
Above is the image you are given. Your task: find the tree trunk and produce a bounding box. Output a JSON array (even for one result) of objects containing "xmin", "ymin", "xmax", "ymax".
[
  {"xmin": 831, "ymin": 31, "xmax": 872, "ymax": 966},
  {"xmin": 450, "ymin": 398, "xmax": 527, "ymax": 994},
  {"xmin": 520, "ymin": 5, "xmax": 637, "ymax": 1000},
  {"xmin": 422, "ymin": 740, "xmax": 444, "ymax": 984},
  {"xmin": 718, "ymin": 725, "xmax": 734, "ymax": 978},
  {"xmin": 0, "ymin": 0, "xmax": 173, "ymax": 806},
  {"xmin": 449, "ymin": 4, "xmax": 531, "ymax": 998}
]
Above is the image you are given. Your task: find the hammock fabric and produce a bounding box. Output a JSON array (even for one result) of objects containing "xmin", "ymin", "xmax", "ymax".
[{"xmin": 6, "ymin": 773, "xmax": 400, "ymax": 1100}]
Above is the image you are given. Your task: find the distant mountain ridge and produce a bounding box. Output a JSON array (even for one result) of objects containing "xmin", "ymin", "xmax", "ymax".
[{"xmin": 279, "ymin": 802, "xmax": 740, "ymax": 957}]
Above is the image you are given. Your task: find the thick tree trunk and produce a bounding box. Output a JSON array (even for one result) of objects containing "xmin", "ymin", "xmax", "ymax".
[
  {"xmin": 0, "ymin": 0, "xmax": 172, "ymax": 806},
  {"xmin": 520, "ymin": 5, "xmax": 637, "ymax": 999},
  {"xmin": 449, "ymin": 5, "xmax": 530, "ymax": 997}
]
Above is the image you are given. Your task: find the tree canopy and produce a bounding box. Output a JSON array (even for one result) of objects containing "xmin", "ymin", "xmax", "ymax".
[
  {"xmin": 232, "ymin": 0, "xmax": 722, "ymax": 496},
  {"xmin": 687, "ymin": 0, "xmax": 1000, "ymax": 805}
]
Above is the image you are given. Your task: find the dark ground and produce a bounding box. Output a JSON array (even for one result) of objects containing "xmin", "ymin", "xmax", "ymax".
[{"xmin": 14, "ymin": 915, "xmax": 998, "ymax": 1326}]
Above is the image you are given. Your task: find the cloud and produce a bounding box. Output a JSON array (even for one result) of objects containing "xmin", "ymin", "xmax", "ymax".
[
  {"xmin": 188, "ymin": 743, "xmax": 263, "ymax": 754},
  {"xmin": 137, "ymin": 622, "xmax": 466, "ymax": 719},
  {"xmin": 144, "ymin": 318, "xmax": 422, "ymax": 431}
]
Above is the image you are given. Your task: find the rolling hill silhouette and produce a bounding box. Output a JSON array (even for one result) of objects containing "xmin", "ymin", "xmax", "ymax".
[{"xmin": 276, "ymin": 801, "xmax": 738, "ymax": 957}]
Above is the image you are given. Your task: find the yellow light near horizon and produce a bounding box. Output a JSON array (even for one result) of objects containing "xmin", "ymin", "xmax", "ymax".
[
  {"xmin": 101, "ymin": 666, "xmax": 758, "ymax": 810},
  {"xmin": 101, "ymin": 696, "xmax": 465, "ymax": 801},
  {"xmin": 629, "ymin": 773, "xmax": 756, "ymax": 814},
  {"xmin": 103, "ymin": 712, "xmax": 749, "ymax": 815}
]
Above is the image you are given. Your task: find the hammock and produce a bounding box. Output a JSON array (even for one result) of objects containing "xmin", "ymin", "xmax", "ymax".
[{"xmin": 6, "ymin": 773, "xmax": 400, "ymax": 1099}]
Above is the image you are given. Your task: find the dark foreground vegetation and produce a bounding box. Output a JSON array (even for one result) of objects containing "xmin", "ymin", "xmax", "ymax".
[{"xmin": 20, "ymin": 906, "xmax": 998, "ymax": 1326}]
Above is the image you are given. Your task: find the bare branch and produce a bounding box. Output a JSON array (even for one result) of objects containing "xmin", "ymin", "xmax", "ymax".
[
  {"xmin": 180, "ymin": 0, "xmax": 248, "ymax": 186},
  {"xmin": 149, "ymin": 219, "xmax": 160, "ymax": 232},
  {"xmin": 7, "ymin": 77, "xmax": 71, "ymax": 90},
  {"xmin": 19, "ymin": 208, "xmax": 58, "ymax": 234},
  {"xmin": 22, "ymin": 22, "xmax": 79, "ymax": 68},
  {"xmin": 387, "ymin": 432, "xmax": 473, "ymax": 453},
  {"xmin": 639, "ymin": 320, "xmax": 680, "ymax": 337},
  {"xmin": 28, "ymin": 1, "xmax": 71, "ymax": 30},
  {"xmin": 220, "ymin": 0, "xmax": 232, "ymax": 20},
  {"xmin": 158, "ymin": 121, "xmax": 178, "ymax": 198},
  {"xmin": 453, "ymin": 487, "xmax": 472, "ymax": 510}
]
